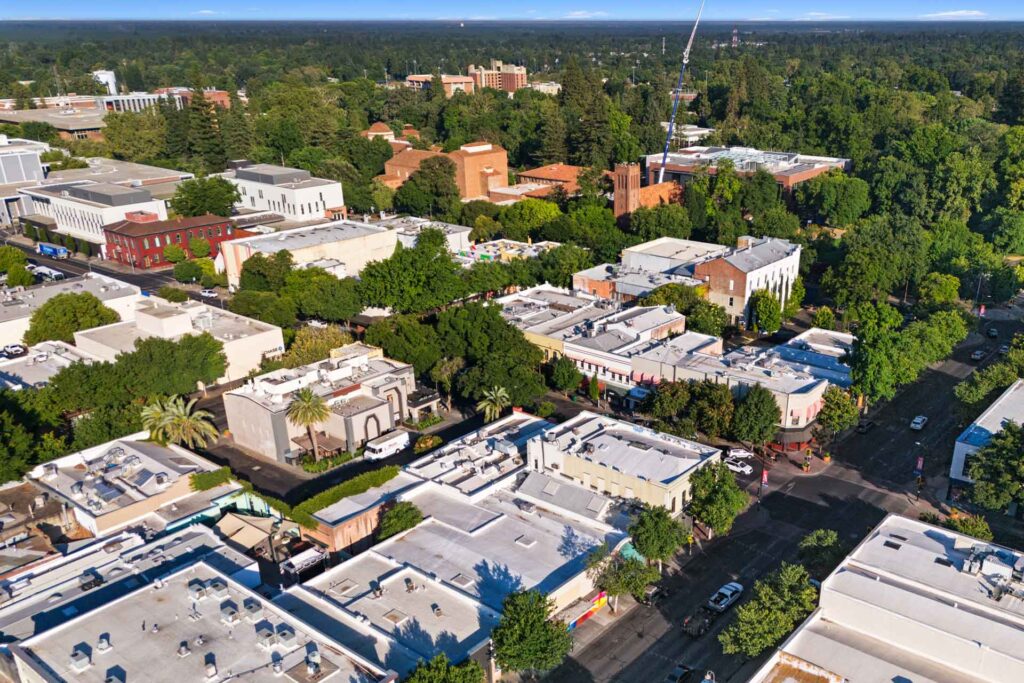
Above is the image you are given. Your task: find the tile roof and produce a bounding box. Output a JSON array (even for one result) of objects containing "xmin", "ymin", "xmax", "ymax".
[{"xmin": 103, "ymin": 213, "xmax": 229, "ymax": 237}]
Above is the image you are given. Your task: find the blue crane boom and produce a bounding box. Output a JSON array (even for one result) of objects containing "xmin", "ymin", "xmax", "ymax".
[{"xmin": 657, "ymin": 0, "xmax": 708, "ymax": 184}]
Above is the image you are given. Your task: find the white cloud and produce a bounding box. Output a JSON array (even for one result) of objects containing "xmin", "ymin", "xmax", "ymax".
[
  {"xmin": 193, "ymin": 9, "xmax": 221, "ymax": 15},
  {"xmin": 920, "ymin": 10, "xmax": 988, "ymax": 19},
  {"xmin": 796, "ymin": 12, "xmax": 851, "ymax": 20},
  {"xmin": 562, "ymin": 10, "xmax": 610, "ymax": 19}
]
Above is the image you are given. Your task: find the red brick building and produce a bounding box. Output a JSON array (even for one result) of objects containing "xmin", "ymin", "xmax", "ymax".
[{"xmin": 103, "ymin": 213, "xmax": 250, "ymax": 270}]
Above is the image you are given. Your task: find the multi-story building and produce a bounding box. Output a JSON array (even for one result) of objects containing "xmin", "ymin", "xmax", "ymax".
[
  {"xmin": 376, "ymin": 215, "xmax": 472, "ymax": 253},
  {"xmin": 0, "ymin": 273, "xmax": 142, "ymax": 347},
  {"xmin": 770, "ymin": 327, "xmax": 854, "ymax": 388},
  {"xmin": 468, "ymin": 60, "xmax": 528, "ymax": 93},
  {"xmin": 73, "ymin": 298, "xmax": 285, "ymax": 383},
  {"xmin": 223, "ymin": 343, "xmax": 440, "ymax": 465},
  {"xmin": 103, "ymin": 213, "xmax": 251, "ymax": 270},
  {"xmin": 0, "ymin": 107, "xmax": 106, "ymax": 141},
  {"xmin": 524, "ymin": 81, "xmax": 562, "ymax": 95},
  {"xmin": 378, "ymin": 141, "xmax": 509, "ymax": 200},
  {"xmin": 660, "ymin": 122, "xmax": 716, "ymax": 148},
  {"xmin": 751, "ymin": 514, "xmax": 1024, "ymax": 683},
  {"xmin": 223, "ymin": 162, "xmax": 345, "ymax": 223},
  {"xmin": 97, "ymin": 87, "xmax": 232, "ymax": 113},
  {"xmin": 218, "ymin": 220, "xmax": 397, "ymax": 288},
  {"xmin": 0, "ymin": 341, "xmax": 99, "ymax": 391},
  {"xmin": 527, "ymin": 411, "xmax": 720, "ymax": 514},
  {"xmin": 405, "ymin": 74, "xmax": 475, "ymax": 97},
  {"xmin": 951, "ymin": 379, "xmax": 1024, "ymax": 492},
  {"xmin": 26, "ymin": 435, "xmax": 242, "ymax": 537},
  {"xmin": 645, "ymin": 145, "xmax": 851, "ymax": 191},
  {"xmin": 17, "ymin": 181, "xmax": 167, "ymax": 253},
  {"xmin": 573, "ymin": 262, "xmax": 703, "ymax": 302},
  {"xmin": 620, "ymin": 236, "xmax": 728, "ymax": 273},
  {"xmin": 44, "ymin": 157, "xmax": 195, "ymax": 200}
]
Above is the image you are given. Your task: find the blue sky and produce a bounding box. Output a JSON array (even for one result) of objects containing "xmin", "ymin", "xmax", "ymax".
[{"xmin": 5, "ymin": 2, "xmax": 1023, "ymax": 21}]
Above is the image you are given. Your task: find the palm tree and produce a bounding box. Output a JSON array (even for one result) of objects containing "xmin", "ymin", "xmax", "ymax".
[
  {"xmin": 142, "ymin": 396, "xmax": 219, "ymax": 449},
  {"xmin": 476, "ymin": 386, "xmax": 511, "ymax": 423},
  {"xmin": 287, "ymin": 387, "xmax": 330, "ymax": 460}
]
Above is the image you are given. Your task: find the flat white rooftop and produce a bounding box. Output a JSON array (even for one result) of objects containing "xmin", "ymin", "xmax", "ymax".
[
  {"xmin": 313, "ymin": 472, "xmax": 422, "ymax": 527},
  {"xmin": 622, "ymin": 237, "xmax": 727, "ymax": 264},
  {"xmin": 232, "ymin": 220, "xmax": 391, "ymax": 254},
  {"xmin": 0, "ymin": 274, "xmax": 139, "ymax": 324},
  {"xmin": 12, "ymin": 561, "xmax": 387, "ymax": 683},
  {"xmin": 958, "ymin": 379, "xmax": 1024, "ymax": 450},
  {"xmin": 0, "ymin": 341, "xmax": 98, "ymax": 390}
]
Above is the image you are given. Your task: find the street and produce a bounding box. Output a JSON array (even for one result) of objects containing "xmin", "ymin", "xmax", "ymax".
[{"xmin": 546, "ymin": 312, "xmax": 1024, "ymax": 683}]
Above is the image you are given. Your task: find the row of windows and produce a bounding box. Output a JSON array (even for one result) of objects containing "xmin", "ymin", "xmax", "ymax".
[{"xmin": 108, "ymin": 225, "xmax": 231, "ymax": 249}]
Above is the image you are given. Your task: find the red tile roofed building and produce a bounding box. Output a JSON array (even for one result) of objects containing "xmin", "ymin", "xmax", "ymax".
[
  {"xmin": 613, "ymin": 163, "xmax": 680, "ymax": 219},
  {"xmin": 361, "ymin": 122, "xmax": 423, "ymax": 155},
  {"xmin": 379, "ymin": 142, "xmax": 509, "ymax": 200},
  {"xmin": 517, "ymin": 163, "xmax": 584, "ymax": 193},
  {"xmin": 103, "ymin": 214, "xmax": 251, "ymax": 270}
]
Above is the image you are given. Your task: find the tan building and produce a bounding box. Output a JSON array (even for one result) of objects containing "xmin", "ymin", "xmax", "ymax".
[
  {"xmin": 223, "ymin": 343, "xmax": 440, "ymax": 465},
  {"xmin": 468, "ymin": 60, "xmax": 528, "ymax": 93},
  {"xmin": 219, "ymin": 220, "xmax": 397, "ymax": 288},
  {"xmin": 405, "ymin": 74, "xmax": 475, "ymax": 97},
  {"xmin": 517, "ymin": 163, "xmax": 585, "ymax": 192},
  {"xmin": 527, "ymin": 411, "xmax": 720, "ymax": 514},
  {"xmin": 378, "ymin": 141, "xmax": 509, "ymax": 200},
  {"xmin": 26, "ymin": 435, "xmax": 241, "ymax": 537}
]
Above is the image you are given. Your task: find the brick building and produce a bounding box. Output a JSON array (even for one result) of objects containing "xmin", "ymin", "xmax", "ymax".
[
  {"xmin": 405, "ymin": 74, "xmax": 475, "ymax": 97},
  {"xmin": 103, "ymin": 213, "xmax": 249, "ymax": 270},
  {"xmin": 378, "ymin": 141, "xmax": 509, "ymax": 200},
  {"xmin": 467, "ymin": 60, "xmax": 528, "ymax": 93},
  {"xmin": 612, "ymin": 163, "xmax": 680, "ymax": 219}
]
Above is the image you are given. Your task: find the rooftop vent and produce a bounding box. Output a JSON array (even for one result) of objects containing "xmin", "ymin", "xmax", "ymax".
[
  {"xmin": 244, "ymin": 598, "xmax": 263, "ymax": 621},
  {"xmin": 69, "ymin": 649, "xmax": 91, "ymax": 672},
  {"xmin": 277, "ymin": 625, "xmax": 297, "ymax": 647},
  {"xmin": 256, "ymin": 625, "xmax": 277, "ymax": 649},
  {"xmin": 220, "ymin": 602, "xmax": 239, "ymax": 624},
  {"xmin": 515, "ymin": 535, "xmax": 537, "ymax": 549},
  {"xmin": 883, "ymin": 540, "xmax": 902, "ymax": 551},
  {"xmin": 207, "ymin": 578, "xmax": 228, "ymax": 598},
  {"xmin": 96, "ymin": 635, "xmax": 111, "ymax": 653},
  {"xmin": 187, "ymin": 580, "xmax": 207, "ymax": 600}
]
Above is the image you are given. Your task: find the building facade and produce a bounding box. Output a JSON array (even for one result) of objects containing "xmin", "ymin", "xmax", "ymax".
[
  {"xmin": 645, "ymin": 145, "xmax": 851, "ymax": 191},
  {"xmin": 104, "ymin": 213, "xmax": 249, "ymax": 269},
  {"xmin": 467, "ymin": 60, "xmax": 528, "ymax": 93},
  {"xmin": 224, "ymin": 163, "xmax": 345, "ymax": 222},
  {"xmin": 379, "ymin": 142, "xmax": 509, "ymax": 200},
  {"xmin": 405, "ymin": 74, "xmax": 475, "ymax": 97},
  {"xmin": 951, "ymin": 379, "xmax": 1024, "ymax": 492}
]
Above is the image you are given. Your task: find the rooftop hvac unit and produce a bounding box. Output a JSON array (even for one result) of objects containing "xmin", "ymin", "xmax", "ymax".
[
  {"xmin": 256, "ymin": 625, "xmax": 277, "ymax": 649},
  {"xmin": 244, "ymin": 598, "xmax": 263, "ymax": 621},
  {"xmin": 220, "ymin": 603, "xmax": 239, "ymax": 624},
  {"xmin": 277, "ymin": 625, "xmax": 296, "ymax": 648},
  {"xmin": 208, "ymin": 578, "xmax": 229, "ymax": 598},
  {"xmin": 187, "ymin": 580, "xmax": 207, "ymax": 601},
  {"xmin": 69, "ymin": 649, "xmax": 90, "ymax": 672}
]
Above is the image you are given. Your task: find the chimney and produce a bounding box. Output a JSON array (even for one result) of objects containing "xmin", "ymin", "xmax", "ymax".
[{"xmin": 613, "ymin": 163, "xmax": 641, "ymax": 219}]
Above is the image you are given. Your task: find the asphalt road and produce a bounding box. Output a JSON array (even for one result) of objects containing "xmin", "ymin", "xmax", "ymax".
[{"xmin": 547, "ymin": 312, "xmax": 1024, "ymax": 683}]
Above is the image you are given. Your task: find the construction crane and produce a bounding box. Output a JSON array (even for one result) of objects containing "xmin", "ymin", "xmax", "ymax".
[{"xmin": 657, "ymin": 0, "xmax": 707, "ymax": 184}]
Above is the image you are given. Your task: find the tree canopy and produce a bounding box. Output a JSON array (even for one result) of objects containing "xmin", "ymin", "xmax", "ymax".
[{"xmin": 23, "ymin": 293, "xmax": 120, "ymax": 345}]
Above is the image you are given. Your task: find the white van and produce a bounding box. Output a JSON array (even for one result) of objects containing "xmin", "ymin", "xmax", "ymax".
[{"xmin": 364, "ymin": 430, "xmax": 411, "ymax": 460}]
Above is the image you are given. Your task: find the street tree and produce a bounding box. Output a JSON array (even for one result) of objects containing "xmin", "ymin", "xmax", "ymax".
[
  {"xmin": 783, "ymin": 277, "xmax": 805, "ymax": 320},
  {"xmin": 586, "ymin": 544, "xmax": 660, "ymax": 612},
  {"xmin": 498, "ymin": 198, "xmax": 562, "ymax": 241},
  {"xmin": 378, "ymin": 501, "xmax": 423, "ymax": 540},
  {"xmin": 189, "ymin": 237, "xmax": 211, "ymax": 259},
  {"xmin": 24, "ymin": 293, "xmax": 120, "ymax": 345},
  {"xmin": 968, "ymin": 421, "xmax": 1024, "ymax": 511},
  {"xmin": 476, "ymin": 386, "xmax": 511, "ymax": 422},
  {"xmin": 943, "ymin": 512, "xmax": 994, "ymax": 541},
  {"xmin": 689, "ymin": 381, "xmax": 734, "ymax": 438},
  {"xmin": 539, "ymin": 244, "xmax": 593, "ymax": 288},
  {"xmin": 430, "ymin": 357, "xmax": 466, "ymax": 411},
  {"xmin": 5, "ymin": 264, "xmax": 34, "ymax": 287},
  {"xmin": 170, "ymin": 176, "xmax": 240, "ymax": 217},
  {"xmin": 406, "ymin": 654, "xmax": 484, "ymax": 683},
  {"xmin": 689, "ymin": 462, "xmax": 749, "ymax": 537},
  {"xmin": 750, "ymin": 289, "xmax": 782, "ymax": 333},
  {"xmin": 163, "ymin": 243, "xmax": 187, "ymax": 263},
  {"xmin": 628, "ymin": 504, "xmax": 688, "ymax": 572},
  {"xmin": 280, "ymin": 325, "xmax": 352, "ymax": 368},
  {"xmin": 281, "ymin": 268, "xmax": 362, "ymax": 323},
  {"xmin": 549, "ymin": 356, "xmax": 583, "ymax": 397},
  {"xmin": 0, "ymin": 245, "xmax": 28, "ymax": 273},
  {"xmin": 642, "ymin": 283, "xmax": 729, "ymax": 336},
  {"xmin": 797, "ymin": 529, "xmax": 847, "ymax": 578},
  {"xmin": 815, "ymin": 386, "xmax": 860, "ymax": 445},
  {"xmin": 719, "ymin": 563, "xmax": 818, "ymax": 658},
  {"xmin": 287, "ymin": 387, "xmax": 330, "ymax": 461},
  {"xmin": 588, "ymin": 372, "xmax": 601, "ymax": 405},
  {"xmin": 365, "ymin": 315, "xmax": 442, "ymax": 376},
  {"xmin": 141, "ymin": 396, "xmax": 219, "ymax": 449},
  {"xmin": 491, "ymin": 590, "xmax": 573, "ymax": 675},
  {"xmin": 732, "ymin": 385, "xmax": 781, "ymax": 446},
  {"xmin": 916, "ymin": 271, "xmax": 960, "ymax": 311}
]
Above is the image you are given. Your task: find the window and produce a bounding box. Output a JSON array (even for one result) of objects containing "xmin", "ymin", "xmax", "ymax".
[
  {"xmin": 175, "ymin": 233, "xmax": 181, "ymax": 243},
  {"xmin": 215, "ymin": 227, "xmax": 222, "ymax": 237},
  {"xmin": 728, "ymin": 279, "xmax": 734, "ymax": 291},
  {"xmin": 728, "ymin": 297, "xmax": 734, "ymax": 307},
  {"xmin": 258, "ymin": 189, "xmax": 263, "ymax": 199},
  {"xmin": 142, "ymin": 238, "xmax": 149, "ymax": 249}
]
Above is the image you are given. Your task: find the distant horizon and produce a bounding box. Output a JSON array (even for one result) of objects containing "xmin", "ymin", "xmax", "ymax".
[{"xmin": 3, "ymin": 18, "xmax": 1024, "ymax": 25}]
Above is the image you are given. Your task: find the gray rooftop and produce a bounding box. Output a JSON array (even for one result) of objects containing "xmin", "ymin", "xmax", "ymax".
[
  {"xmin": 376, "ymin": 215, "xmax": 472, "ymax": 236},
  {"xmin": 23, "ymin": 180, "xmax": 153, "ymax": 207},
  {"xmin": 725, "ymin": 236, "xmax": 800, "ymax": 272},
  {"xmin": 957, "ymin": 379, "xmax": 1024, "ymax": 450},
  {"xmin": 232, "ymin": 220, "xmax": 391, "ymax": 254},
  {"xmin": 232, "ymin": 163, "xmax": 336, "ymax": 190},
  {"xmin": 0, "ymin": 108, "xmax": 106, "ymax": 131},
  {"xmin": 313, "ymin": 472, "xmax": 423, "ymax": 526},
  {"xmin": 0, "ymin": 274, "xmax": 139, "ymax": 325},
  {"xmin": 13, "ymin": 561, "xmax": 386, "ymax": 683},
  {"xmin": 0, "ymin": 341, "xmax": 99, "ymax": 390},
  {"xmin": 46, "ymin": 158, "xmax": 194, "ymax": 198}
]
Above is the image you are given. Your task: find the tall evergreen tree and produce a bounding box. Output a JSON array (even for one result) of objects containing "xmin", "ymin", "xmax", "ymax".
[
  {"xmin": 221, "ymin": 91, "xmax": 254, "ymax": 160},
  {"xmin": 161, "ymin": 97, "xmax": 189, "ymax": 160},
  {"xmin": 188, "ymin": 88, "xmax": 227, "ymax": 171}
]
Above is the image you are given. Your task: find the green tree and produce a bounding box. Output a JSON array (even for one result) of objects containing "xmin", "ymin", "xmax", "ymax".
[
  {"xmin": 798, "ymin": 529, "xmax": 847, "ymax": 578},
  {"xmin": 282, "ymin": 268, "xmax": 362, "ymax": 323},
  {"xmin": 221, "ymin": 92, "xmax": 254, "ymax": 160},
  {"xmin": 378, "ymin": 501, "xmax": 423, "ymax": 539},
  {"xmin": 170, "ymin": 176, "xmax": 240, "ymax": 217},
  {"xmin": 732, "ymin": 385, "xmax": 781, "ymax": 446},
  {"xmin": 499, "ymin": 198, "xmax": 562, "ymax": 241},
  {"xmin": 405, "ymin": 655, "xmax": 484, "ymax": 683},
  {"xmin": 189, "ymin": 237, "xmax": 211, "ymax": 258},
  {"xmin": 795, "ymin": 169, "xmax": 870, "ymax": 227},
  {"xmin": 690, "ymin": 381, "xmax": 735, "ymax": 438},
  {"xmin": 719, "ymin": 563, "xmax": 818, "ymax": 658},
  {"xmin": 157, "ymin": 286, "xmax": 189, "ymax": 302},
  {"xmin": 188, "ymin": 89, "xmax": 227, "ymax": 171},
  {"xmin": 163, "ymin": 243, "xmax": 187, "ymax": 264},
  {"xmin": 917, "ymin": 271, "xmax": 960, "ymax": 311},
  {"xmin": 750, "ymin": 289, "xmax": 782, "ymax": 333},
  {"xmin": 173, "ymin": 260, "xmax": 204, "ymax": 283},
  {"xmin": 359, "ymin": 229, "xmax": 464, "ymax": 313},
  {"xmin": 989, "ymin": 208, "xmax": 1024, "ymax": 254},
  {"xmin": 476, "ymin": 386, "xmax": 510, "ymax": 422},
  {"xmin": 783, "ymin": 277, "xmax": 805, "ymax": 320},
  {"xmin": 23, "ymin": 293, "xmax": 119, "ymax": 345},
  {"xmin": 103, "ymin": 110, "xmax": 167, "ymax": 162},
  {"xmin": 539, "ymin": 244, "xmax": 592, "ymax": 288},
  {"xmin": 228, "ymin": 290, "xmax": 297, "ymax": 328},
  {"xmin": 0, "ymin": 245, "xmax": 28, "ymax": 273},
  {"xmin": 968, "ymin": 421, "xmax": 1024, "ymax": 511},
  {"xmin": 588, "ymin": 372, "xmax": 601, "ymax": 405},
  {"xmin": 5, "ymin": 264, "xmax": 34, "ymax": 287},
  {"xmin": 549, "ymin": 356, "xmax": 583, "ymax": 397},
  {"xmin": 586, "ymin": 544, "xmax": 660, "ymax": 613},
  {"xmin": 0, "ymin": 412, "xmax": 34, "ymax": 484},
  {"xmin": 239, "ymin": 251, "xmax": 294, "ymax": 291},
  {"xmin": 629, "ymin": 505, "xmax": 688, "ymax": 572},
  {"xmin": 280, "ymin": 325, "xmax": 353, "ymax": 368},
  {"xmin": 627, "ymin": 204, "xmax": 692, "ymax": 241},
  {"xmin": 430, "ymin": 356, "xmax": 465, "ymax": 411},
  {"xmin": 943, "ymin": 513, "xmax": 994, "ymax": 541},
  {"xmin": 811, "ymin": 306, "xmax": 836, "ymax": 330},
  {"xmin": 816, "ymin": 386, "xmax": 860, "ymax": 443},
  {"xmin": 287, "ymin": 387, "xmax": 330, "ymax": 461},
  {"xmin": 140, "ymin": 396, "xmax": 219, "ymax": 449},
  {"xmin": 491, "ymin": 590, "xmax": 573, "ymax": 675},
  {"xmin": 689, "ymin": 461, "xmax": 749, "ymax": 537},
  {"xmin": 394, "ymin": 156, "xmax": 461, "ymax": 221},
  {"xmin": 365, "ymin": 315, "xmax": 442, "ymax": 375}
]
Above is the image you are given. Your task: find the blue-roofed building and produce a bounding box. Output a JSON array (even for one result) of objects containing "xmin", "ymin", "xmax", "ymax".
[{"xmin": 951, "ymin": 379, "xmax": 1024, "ymax": 487}]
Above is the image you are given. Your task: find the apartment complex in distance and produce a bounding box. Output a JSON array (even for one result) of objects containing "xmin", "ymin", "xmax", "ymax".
[
  {"xmin": 527, "ymin": 411, "xmax": 720, "ymax": 514},
  {"xmin": 74, "ymin": 298, "xmax": 285, "ymax": 383},
  {"xmin": 223, "ymin": 162, "xmax": 346, "ymax": 223},
  {"xmin": 751, "ymin": 514, "xmax": 1024, "ymax": 683},
  {"xmin": 0, "ymin": 273, "xmax": 142, "ymax": 347},
  {"xmin": 645, "ymin": 145, "xmax": 851, "ymax": 190},
  {"xmin": 405, "ymin": 73, "xmax": 475, "ymax": 97},
  {"xmin": 218, "ymin": 219, "xmax": 397, "ymax": 288},
  {"xmin": 468, "ymin": 60, "xmax": 528, "ymax": 93},
  {"xmin": 224, "ymin": 343, "xmax": 440, "ymax": 465}
]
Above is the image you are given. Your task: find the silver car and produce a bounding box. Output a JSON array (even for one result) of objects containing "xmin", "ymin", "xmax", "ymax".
[{"xmin": 707, "ymin": 582, "xmax": 744, "ymax": 612}]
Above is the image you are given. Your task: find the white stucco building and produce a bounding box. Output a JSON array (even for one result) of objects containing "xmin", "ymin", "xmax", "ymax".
[{"xmin": 224, "ymin": 163, "xmax": 345, "ymax": 222}]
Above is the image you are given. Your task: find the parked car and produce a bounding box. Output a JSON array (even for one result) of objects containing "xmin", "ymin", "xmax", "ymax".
[
  {"xmin": 1000, "ymin": 344, "xmax": 1011, "ymax": 355},
  {"xmin": 2, "ymin": 344, "xmax": 27, "ymax": 358},
  {"xmin": 707, "ymin": 582, "xmax": 744, "ymax": 613},
  {"xmin": 855, "ymin": 421, "xmax": 875, "ymax": 434},
  {"xmin": 199, "ymin": 288, "xmax": 218, "ymax": 298},
  {"xmin": 728, "ymin": 448, "xmax": 755, "ymax": 459},
  {"xmin": 724, "ymin": 458, "xmax": 753, "ymax": 475},
  {"xmin": 970, "ymin": 349, "xmax": 986, "ymax": 361},
  {"xmin": 910, "ymin": 415, "xmax": 928, "ymax": 431},
  {"xmin": 665, "ymin": 665, "xmax": 708, "ymax": 683},
  {"xmin": 988, "ymin": 327, "xmax": 1000, "ymax": 338}
]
